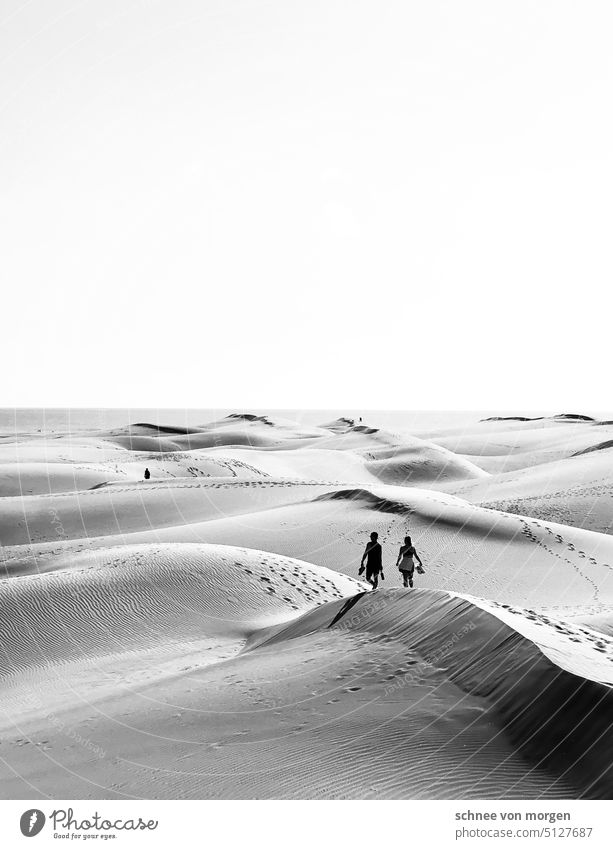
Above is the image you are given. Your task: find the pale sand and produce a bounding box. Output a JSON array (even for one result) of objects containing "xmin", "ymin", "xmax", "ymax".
[{"xmin": 1, "ymin": 413, "xmax": 612, "ymax": 798}]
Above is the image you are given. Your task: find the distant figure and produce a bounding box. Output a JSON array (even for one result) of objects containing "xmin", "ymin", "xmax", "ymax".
[
  {"xmin": 359, "ymin": 531, "xmax": 384, "ymax": 589},
  {"xmin": 396, "ymin": 536, "xmax": 424, "ymax": 588},
  {"xmin": 144, "ymin": 467, "xmax": 151, "ymax": 480},
  {"xmin": 359, "ymin": 417, "xmax": 362, "ymax": 422}
]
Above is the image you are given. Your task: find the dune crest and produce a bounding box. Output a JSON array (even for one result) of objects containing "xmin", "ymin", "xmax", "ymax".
[
  {"xmin": 252, "ymin": 588, "xmax": 613, "ymax": 797},
  {"xmin": 2, "ymin": 412, "xmax": 613, "ymax": 799}
]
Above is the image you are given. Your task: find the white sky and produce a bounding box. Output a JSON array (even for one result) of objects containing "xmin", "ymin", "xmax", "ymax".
[{"xmin": 1, "ymin": 0, "xmax": 612, "ymax": 410}]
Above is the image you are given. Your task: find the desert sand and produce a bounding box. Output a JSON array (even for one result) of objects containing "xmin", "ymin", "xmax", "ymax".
[{"xmin": 1, "ymin": 412, "xmax": 613, "ymax": 799}]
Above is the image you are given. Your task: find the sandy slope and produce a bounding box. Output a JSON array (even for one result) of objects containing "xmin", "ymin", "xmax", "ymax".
[
  {"xmin": 422, "ymin": 418, "xmax": 613, "ymax": 474},
  {"xmin": 439, "ymin": 450, "xmax": 613, "ymax": 535},
  {"xmin": 7, "ymin": 483, "xmax": 612, "ymax": 614},
  {"xmin": 0, "ymin": 478, "xmax": 342, "ymax": 547},
  {"xmin": 1, "ymin": 548, "xmax": 611, "ymax": 799},
  {"xmin": 1, "ymin": 413, "xmax": 613, "ymax": 799}
]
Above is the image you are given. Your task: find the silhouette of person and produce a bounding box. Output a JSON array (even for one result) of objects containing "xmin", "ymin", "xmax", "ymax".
[
  {"xmin": 396, "ymin": 535, "xmax": 424, "ymax": 588},
  {"xmin": 359, "ymin": 531, "xmax": 384, "ymax": 589},
  {"xmin": 144, "ymin": 467, "xmax": 151, "ymax": 480}
]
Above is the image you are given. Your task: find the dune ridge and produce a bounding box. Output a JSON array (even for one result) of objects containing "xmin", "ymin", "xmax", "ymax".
[
  {"xmin": 251, "ymin": 588, "xmax": 613, "ymax": 797},
  {"xmin": 572, "ymin": 440, "xmax": 613, "ymax": 457},
  {"xmin": 1, "ymin": 413, "xmax": 613, "ymax": 799},
  {"xmin": 1, "ymin": 542, "xmax": 611, "ymax": 798}
]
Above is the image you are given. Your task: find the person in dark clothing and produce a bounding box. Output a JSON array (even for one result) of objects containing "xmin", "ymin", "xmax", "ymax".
[
  {"xmin": 144, "ymin": 467, "xmax": 151, "ymax": 480},
  {"xmin": 359, "ymin": 531, "xmax": 384, "ymax": 589}
]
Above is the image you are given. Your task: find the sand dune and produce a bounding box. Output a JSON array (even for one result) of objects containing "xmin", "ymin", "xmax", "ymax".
[
  {"xmin": 1, "ymin": 413, "xmax": 613, "ymax": 799},
  {"xmin": 0, "ymin": 462, "xmax": 128, "ymax": 496},
  {"xmin": 4, "ymin": 480, "xmax": 613, "ymax": 612},
  {"xmin": 99, "ymin": 415, "xmax": 332, "ymax": 452},
  {"xmin": 363, "ymin": 440, "xmax": 488, "ymax": 485},
  {"xmin": 436, "ymin": 446, "xmax": 613, "ymax": 535},
  {"xmin": 0, "ymin": 478, "xmax": 340, "ymax": 546},
  {"xmin": 573, "ymin": 440, "xmax": 613, "ymax": 457},
  {"xmin": 1, "ymin": 546, "xmax": 611, "ymax": 799},
  {"xmin": 0, "ymin": 543, "xmax": 359, "ymax": 685},
  {"xmin": 0, "ymin": 437, "xmax": 129, "ymax": 465},
  {"xmin": 423, "ymin": 419, "xmax": 613, "ymax": 474},
  {"xmin": 255, "ymin": 589, "xmax": 613, "ymax": 796}
]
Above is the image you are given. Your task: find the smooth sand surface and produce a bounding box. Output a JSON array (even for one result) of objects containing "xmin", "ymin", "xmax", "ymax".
[{"xmin": 1, "ymin": 413, "xmax": 613, "ymax": 798}]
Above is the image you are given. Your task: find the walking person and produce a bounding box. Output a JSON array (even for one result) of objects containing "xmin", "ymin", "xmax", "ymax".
[
  {"xmin": 144, "ymin": 467, "xmax": 151, "ymax": 480},
  {"xmin": 396, "ymin": 536, "xmax": 424, "ymax": 588},
  {"xmin": 359, "ymin": 531, "xmax": 385, "ymax": 589}
]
